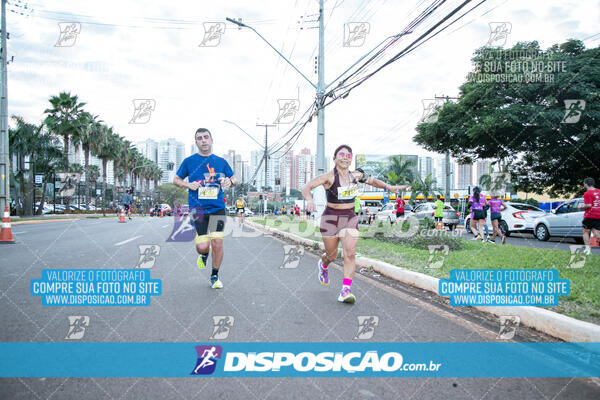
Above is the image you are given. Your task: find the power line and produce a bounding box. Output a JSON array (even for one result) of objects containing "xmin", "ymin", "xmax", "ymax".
[{"xmin": 323, "ymin": 0, "xmax": 487, "ymax": 106}]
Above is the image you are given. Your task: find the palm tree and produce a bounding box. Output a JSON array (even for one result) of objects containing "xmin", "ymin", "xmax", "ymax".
[
  {"xmin": 8, "ymin": 116, "xmax": 42, "ymax": 216},
  {"xmin": 410, "ymin": 173, "xmax": 439, "ymax": 202},
  {"xmin": 34, "ymin": 132, "xmax": 63, "ymax": 215},
  {"xmin": 130, "ymin": 149, "xmax": 145, "ymax": 192},
  {"xmin": 86, "ymin": 164, "xmax": 100, "ymax": 209},
  {"xmin": 44, "ymin": 92, "xmax": 87, "ymax": 211},
  {"xmin": 385, "ymin": 155, "xmax": 415, "ymax": 186},
  {"xmin": 115, "ymin": 138, "xmax": 133, "ymax": 187},
  {"xmin": 479, "ymin": 164, "xmax": 510, "ymax": 194},
  {"xmin": 91, "ymin": 125, "xmax": 121, "ymax": 215},
  {"xmin": 69, "ymin": 163, "xmax": 84, "ymax": 174},
  {"xmin": 73, "ymin": 112, "xmax": 103, "ymax": 209}
]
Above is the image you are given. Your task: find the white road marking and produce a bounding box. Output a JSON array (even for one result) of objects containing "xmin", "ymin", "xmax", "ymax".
[
  {"xmin": 114, "ymin": 235, "xmax": 143, "ymax": 246},
  {"xmin": 161, "ymin": 224, "xmax": 169, "ymax": 228}
]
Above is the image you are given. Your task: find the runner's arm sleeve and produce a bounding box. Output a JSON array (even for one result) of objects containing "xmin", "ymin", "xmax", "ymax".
[{"xmin": 356, "ymin": 168, "xmax": 370, "ymax": 183}]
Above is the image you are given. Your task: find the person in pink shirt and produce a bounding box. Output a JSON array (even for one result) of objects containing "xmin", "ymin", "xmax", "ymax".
[
  {"xmin": 488, "ymin": 193, "xmax": 507, "ymax": 244},
  {"xmin": 468, "ymin": 186, "xmax": 488, "ymax": 241}
]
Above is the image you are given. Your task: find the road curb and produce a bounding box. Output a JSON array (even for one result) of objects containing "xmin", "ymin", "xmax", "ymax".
[
  {"xmin": 12, "ymin": 218, "xmax": 80, "ymax": 225},
  {"xmin": 246, "ymin": 220, "xmax": 600, "ymax": 342}
]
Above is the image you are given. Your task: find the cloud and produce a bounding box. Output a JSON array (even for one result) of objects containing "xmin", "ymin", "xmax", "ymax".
[{"xmin": 6, "ymin": 0, "xmax": 597, "ymax": 162}]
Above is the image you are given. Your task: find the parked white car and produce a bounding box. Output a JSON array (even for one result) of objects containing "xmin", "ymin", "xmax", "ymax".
[
  {"xmin": 465, "ymin": 202, "xmax": 547, "ymax": 236},
  {"xmin": 410, "ymin": 202, "xmax": 460, "ymax": 230},
  {"xmin": 532, "ymin": 198, "xmax": 585, "ymax": 243},
  {"xmin": 375, "ymin": 202, "xmax": 397, "ymax": 223}
]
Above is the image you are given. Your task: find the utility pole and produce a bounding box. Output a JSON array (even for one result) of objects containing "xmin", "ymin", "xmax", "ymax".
[
  {"xmin": 0, "ymin": 0, "xmax": 9, "ymax": 212},
  {"xmin": 256, "ymin": 123, "xmax": 275, "ymax": 191},
  {"xmin": 316, "ymin": 0, "xmax": 325, "ymax": 176},
  {"xmin": 257, "ymin": 123, "xmax": 274, "ymax": 214},
  {"xmin": 434, "ymin": 95, "xmax": 458, "ymax": 201},
  {"xmin": 226, "ymin": 4, "xmax": 412, "ymax": 218}
]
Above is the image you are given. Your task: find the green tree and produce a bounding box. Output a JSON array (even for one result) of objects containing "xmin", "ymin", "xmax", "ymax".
[
  {"xmin": 92, "ymin": 126, "xmax": 121, "ymax": 215},
  {"xmin": 414, "ymin": 39, "xmax": 600, "ymax": 196},
  {"xmin": 410, "ymin": 174, "xmax": 439, "ymax": 202},
  {"xmin": 479, "ymin": 163, "xmax": 511, "ymax": 194},
  {"xmin": 156, "ymin": 183, "xmax": 187, "ymax": 207},
  {"xmin": 44, "ymin": 92, "xmax": 87, "ymax": 211},
  {"xmin": 74, "ymin": 112, "xmax": 103, "ymax": 209},
  {"xmin": 34, "ymin": 133, "xmax": 63, "ymax": 215},
  {"xmin": 385, "ymin": 155, "xmax": 415, "ymax": 187},
  {"xmin": 8, "ymin": 117, "xmax": 42, "ymax": 215}
]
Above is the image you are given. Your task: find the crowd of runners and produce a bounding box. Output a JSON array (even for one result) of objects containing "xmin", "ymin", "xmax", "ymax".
[{"xmin": 171, "ymin": 128, "xmax": 600, "ymax": 304}]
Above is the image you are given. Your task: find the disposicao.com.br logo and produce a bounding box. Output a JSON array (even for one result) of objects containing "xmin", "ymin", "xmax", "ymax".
[{"xmin": 191, "ymin": 344, "xmax": 442, "ymax": 376}]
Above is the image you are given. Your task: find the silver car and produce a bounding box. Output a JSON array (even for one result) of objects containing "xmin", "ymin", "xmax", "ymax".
[
  {"xmin": 532, "ymin": 198, "xmax": 584, "ymax": 243},
  {"xmin": 410, "ymin": 202, "xmax": 460, "ymax": 230}
]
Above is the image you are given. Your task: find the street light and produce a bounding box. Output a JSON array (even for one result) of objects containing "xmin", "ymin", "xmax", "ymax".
[{"xmin": 225, "ymin": 10, "xmax": 413, "ymax": 219}]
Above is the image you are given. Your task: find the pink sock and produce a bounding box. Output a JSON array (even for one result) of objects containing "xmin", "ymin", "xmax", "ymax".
[
  {"xmin": 321, "ymin": 260, "xmax": 328, "ymax": 269},
  {"xmin": 342, "ymin": 278, "xmax": 352, "ymax": 288}
]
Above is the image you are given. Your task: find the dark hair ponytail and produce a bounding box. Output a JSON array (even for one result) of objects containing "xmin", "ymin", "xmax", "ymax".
[{"xmin": 473, "ymin": 186, "xmax": 481, "ymax": 203}]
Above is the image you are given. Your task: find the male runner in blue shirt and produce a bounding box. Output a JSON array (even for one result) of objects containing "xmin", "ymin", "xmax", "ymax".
[{"xmin": 173, "ymin": 128, "xmax": 236, "ymax": 289}]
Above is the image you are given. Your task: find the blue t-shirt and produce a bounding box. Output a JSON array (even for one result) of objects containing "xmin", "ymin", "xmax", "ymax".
[{"xmin": 175, "ymin": 153, "xmax": 234, "ymax": 213}]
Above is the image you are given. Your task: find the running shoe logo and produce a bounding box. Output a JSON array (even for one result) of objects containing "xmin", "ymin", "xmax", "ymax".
[
  {"xmin": 354, "ymin": 316, "xmax": 379, "ymax": 339},
  {"xmin": 55, "ymin": 22, "xmax": 81, "ymax": 47},
  {"xmin": 199, "ymin": 22, "xmax": 226, "ymax": 47},
  {"xmin": 191, "ymin": 345, "xmax": 223, "ymax": 375},
  {"xmin": 65, "ymin": 316, "xmax": 89, "ymax": 339},
  {"xmin": 486, "ymin": 22, "xmax": 511, "ymax": 47},
  {"xmin": 136, "ymin": 245, "xmax": 161, "ymax": 268},
  {"xmin": 567, "ymin": 245, "xmax": 590, "ymax": 269},
  {"xmin": 210, "ymin": 316, "xmax": 234, "ymax": 339},
  {"xmin": 497, "ymin": 316, "xmax": 520, "ymax": 340},
  {"xmin": 343, "ymin": 22, "xmax": 370, "ymax": 47},
  {"xmin": 561, "ymin": 100, "xmax": 586, "ymax": 124}
]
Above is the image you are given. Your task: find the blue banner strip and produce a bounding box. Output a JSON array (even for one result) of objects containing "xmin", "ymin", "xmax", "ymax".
[{"xmin": 1, "ymin": 342, "xmax": 599, "ymax": 377}]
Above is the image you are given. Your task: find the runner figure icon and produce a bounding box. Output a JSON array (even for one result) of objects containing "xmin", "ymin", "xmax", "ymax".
[{"xmin": 193, "ymin": 346, "xmax": 218, "ymax": 374}]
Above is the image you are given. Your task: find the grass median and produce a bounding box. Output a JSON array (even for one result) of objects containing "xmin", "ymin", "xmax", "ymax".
[{"xmin": 250, "ymin": 216, "xmax": 600, "ymax": 325}]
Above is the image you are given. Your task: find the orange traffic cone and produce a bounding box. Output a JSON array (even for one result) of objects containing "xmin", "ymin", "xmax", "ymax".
[
  {"xmin": 0, "ymin": 206, "xmax": 15, "ymax": 244},
  {"xmin": 436, "ymin": 220, "xmax": 443, "ymax": 231},
  {"xmin": 590, "ymin": 233, "xmax": 599, "ymax": 248},
  {"xmin": 119, "ymin": 207, "xmax": 126, "ymax": 223},
  {"xmin": 160, "ymin": 209, "xmax": 164, "ymax": 218}
]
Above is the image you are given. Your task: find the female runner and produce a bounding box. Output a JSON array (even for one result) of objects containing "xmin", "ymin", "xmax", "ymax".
[{"xmin": 302, "ymin": 145, "xmax": 409, "ymax": 303}]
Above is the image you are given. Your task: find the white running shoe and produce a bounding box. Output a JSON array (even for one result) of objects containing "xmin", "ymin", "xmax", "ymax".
[{"xmin": 210, "ymin": 275, "xmax": 223, "ymax": 289}]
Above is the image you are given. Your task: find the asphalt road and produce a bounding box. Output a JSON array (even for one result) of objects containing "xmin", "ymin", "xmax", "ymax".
[{"xmin": 1, "ymin": 216, "xmax": 598, "ymax": 399}]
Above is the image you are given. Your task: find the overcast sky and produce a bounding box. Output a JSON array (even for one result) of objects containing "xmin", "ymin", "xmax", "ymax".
[{"xmin": 6, "ymin": 0, "xmax": 600, "ymax": 163}]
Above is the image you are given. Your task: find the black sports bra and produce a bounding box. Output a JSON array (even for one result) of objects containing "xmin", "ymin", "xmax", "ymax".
[{"xmin": 326, "ymin": 168, "xmax": 358, "ymax": 204}]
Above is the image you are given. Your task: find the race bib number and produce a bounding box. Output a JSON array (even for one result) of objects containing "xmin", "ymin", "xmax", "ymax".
[
  {"xmin": 337, "ymin": 185, "xmax": 357, "ymax": 200},
  {"xmin": 198, "ymin": 186, "xmax": 219, "ymax": 200}
]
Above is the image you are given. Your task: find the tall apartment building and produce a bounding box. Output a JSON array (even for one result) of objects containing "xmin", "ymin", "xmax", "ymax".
[
  {"xmin": 295, "ymin": 148, "xmax": 315, "ymax": 190},
  {"xmin": 476, "ymin": 160, "xmax": 491, "ymax": 186},
  {"xmin": 456, "ymin": 163, "xmax": 473, "ymax": 190},
  {"xmin": 69, "ymin": 143, "xmax": 115, "ymax": 185},
  {"xmin": 418, "ymin": 156, "xmax": 434, "ymax": 181},
  {"xmin": 435, "ymin": 155, "xmax": 455, "ymax": 192},
  {"xmin": 157, "ymin": 139, "xmax": 185, "ymax": 183},
  {"xmin": 136, "ymin": 139, "xmax": 158, "ymax": 164}
]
